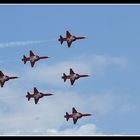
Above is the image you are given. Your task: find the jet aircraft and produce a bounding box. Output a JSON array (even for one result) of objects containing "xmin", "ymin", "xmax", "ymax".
[
  {"xmin": 22, "ymin": 50, "xmax": 49, "ymax": 67},
  {"xmin": 62, "ymin": 68, "xmax": 89, "ymax": 85},
  {"xmin": 26, "ymin": 87, "xmax": 53, "ymax": 104},
  {"xmin": 58, "ymin": 31, "xmax": 86, "ymax": 48},
  {"xmin": 64, "ymin": 107, "xmax": 94, "ymax": 124},
  {"xmin": 0, "ymin": 70, "xmax": 19, "ymax": 88}
]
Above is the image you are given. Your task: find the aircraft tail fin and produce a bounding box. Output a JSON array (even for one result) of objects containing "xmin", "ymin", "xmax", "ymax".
[
  {"xmin": 26, "ymin": 92, "xmax": 31, "ymax": 101},
  {"xmin": 62, "ymin": 73, "xmax": 67, "ymax": 82},
  {"xmin": 22, "ymin": 55, "xmax": 27, "ymax": 64},
  {"xmin": 58, "ymin": 35, "xmax": 64, "ymax": 44},
  {"xmin": 64, "ymin": 112, "xmax": 70, "ymax": 121}
]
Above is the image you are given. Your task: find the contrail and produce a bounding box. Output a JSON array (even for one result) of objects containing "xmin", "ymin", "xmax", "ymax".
[{"xmin": 0, "ymin": 39, "xmax": 57, "ymax": 49}]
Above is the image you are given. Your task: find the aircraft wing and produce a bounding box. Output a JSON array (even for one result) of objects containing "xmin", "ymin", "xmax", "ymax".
[
  {"xmin": 0, "ymin": 81, "xmax": 5, "ymax": 87},
  {"xmin": 66, "ymin": 31, "xmax": 71, "ymax": 38},
  {"xmin": 30, "ymin": 50, "xmax": 35, "ymax": 57},
  {"xmin": 70, "ymin": 68, "xmax": 75, "ymax": 75},
  {"xmin": 30, "ymin": 61, "xmax": 35, "ymax": 67},
  {"xmin": 34, "ymin": 98, "xmax": 39, "ymax": 104},
  {"xmin": 73, "ymin": 118, "xmax": 78, "ymax": 124},
  {"xmin": 67, "ymin": 41, "xmax": 72, "ymax": 48},
  {"xmin": 0, "ymin": 71, "xmax": 4, "ymax": 77},
  {"xmin": 72, "ymin": 107, "xmax": 78, "ymax": 113},
  {"xmin": 70, "ymin": 79, "xmax": 76, "ymax": 85},
  {"xmin": 34, "ymin": 87, "xmax": 39, "ymax": 94}
]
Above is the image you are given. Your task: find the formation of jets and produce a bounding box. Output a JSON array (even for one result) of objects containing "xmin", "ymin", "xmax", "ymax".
[{"xmin": 0, "ymin": 30, "xmax": 95, "ymax": 125}]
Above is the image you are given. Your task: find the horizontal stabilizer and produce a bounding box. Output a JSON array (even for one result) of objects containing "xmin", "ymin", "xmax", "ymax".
[
  {"xmin": 62, "ymin": 73, "xmax": 67, "ymax": 82},
  {"xmin": 64, "ymin": 112, "xmax": 70, "ymax": 121},
  {"xmin": 58, "ymin": 35, "xmax": 64, "ymax": 44},
  {"xmin": 22, "ymin": 55, "xmax": 27, "ymax": 64},
  {"xmin": 26, "ymin": 92, "xmax": 31, "ymax": 101}
]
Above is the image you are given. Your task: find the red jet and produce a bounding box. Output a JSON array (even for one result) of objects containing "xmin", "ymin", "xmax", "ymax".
[
  {"xmin": 58, "ymin": 31, "xmax": 86, "ymax": 48},
  {"xmin": 64, "ymin": 107, "xmax": 94, "ymax": 124},
  {"xmin": 26, "ymin": 87, "xmax": 53, "ymax": 104},
  {"xmin": 62, "ymin": 68, "xmax": 89, "ymax": 85},
  {"xmin": 22, "ymin": 50, "xmax": 49, "ymax": 67},
  {"xmin": 0, "ymin": 70, "xmax": 19, "ymax": 88}
]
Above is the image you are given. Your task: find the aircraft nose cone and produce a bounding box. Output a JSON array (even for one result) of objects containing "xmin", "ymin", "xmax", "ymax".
[
  {"xmin": 46, "ymin": 93, "xmax": 54, "ymax": 96},
  {"xmin": 15, "ymin": 76, "xmax": 20, "ymax": 79},
  {"xmin": 84, "ymin": 74, "xmax": 90, "ymax": 77},
  {"xmin": 10, "ymin": 76, "xmax": 19, "ymax": 79},
  {"xmin": 42, "ymin": 56, "xmax": 50, "ymax": 59},
  {"xmin": 89, "ymin": 114, "xmax": 95, "ymax": 117},
  {"xmin": 81, "ymin": 74, "xmax": 89, "ymax": 77}
]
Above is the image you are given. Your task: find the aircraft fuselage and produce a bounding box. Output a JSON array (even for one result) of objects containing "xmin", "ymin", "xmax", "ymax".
[
  {"xmin": 34, "ymin": 92, "xmax": 43, "ymax": 99},
  {"xmin": 0, "ymin": 76, "xmax": 8, "ymax": 82},
  {"xmin": 72, "ymin": 112, "xmax": 82, "ymax": 119},
  {"xmin": 70, "ymin": 74, "xmax": 79, "ymax": 80},
  {"xmin": 67, "ymin": 36, "xmax": 75, "ymax": 43},
  {"xmin": 30, "ymin": 56, "xmax": 38, "ymax": 62}
]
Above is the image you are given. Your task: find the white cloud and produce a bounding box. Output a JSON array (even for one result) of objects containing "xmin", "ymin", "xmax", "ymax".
[
  {"xmin": 0, "ymin": 54, "xmax": 129, "ymax": 135},
  {"xmin": 24, "ymin": 54, "xmax": 128, "ymax": 87},
  {"xmin": 0, "ymin": 87, "xmax": 83, "ymax": 135},
  {"xmin": 24, "ymin": 60, "xmax": 91, "ymax": 86},
  {"xmin": 0, "ymin": 85, "xmax": 116, "ymax": 135},
  {"xmin": 70, "ymin": 54, "xmax": 128, "ymax": 68},
  {"xmin": 84, "ymin": 93, "xmax": 117, "ymax": 115},
  {"xmin": 46, "ymin": 124, "xmax": 102, "ymax": 135},
  {"xmin": 1, "ymin": 124, "xmax": 102, "ymax": 136}
]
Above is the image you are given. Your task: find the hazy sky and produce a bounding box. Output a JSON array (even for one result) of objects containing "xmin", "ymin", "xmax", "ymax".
[{"xmin": 0, "ymin": 4, "xmax": 140, "ymax": 135}]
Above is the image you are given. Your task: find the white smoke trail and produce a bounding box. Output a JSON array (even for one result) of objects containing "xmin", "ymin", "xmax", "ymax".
[{"xmin": 0, "ymin": 39, "xmax": 57, "ymax": 49}]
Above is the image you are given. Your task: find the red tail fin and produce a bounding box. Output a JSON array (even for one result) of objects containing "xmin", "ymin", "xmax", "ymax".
[
  {"xmin": 22, "ymin": 55, "xmax": 27, "ymax": 64},
  {"xmin": 58, "ymin": 35, "xmax": 64, "ymax": 44},
  {"xmin": 26, "ymin": 92, "xmax": 31, "ymax": 101},
  {"xmin": 62, "ymin": 73, "xmax": 67, "ymax": 82},
  {"xmin": 64, "ymin": 112, "xmax": 70, "ymax": 121}
]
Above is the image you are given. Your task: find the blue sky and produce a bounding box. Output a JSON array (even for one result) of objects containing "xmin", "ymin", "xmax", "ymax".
[{"xmin": 0, "ymin": 4, "xmax": 140, "ymax": 135}]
